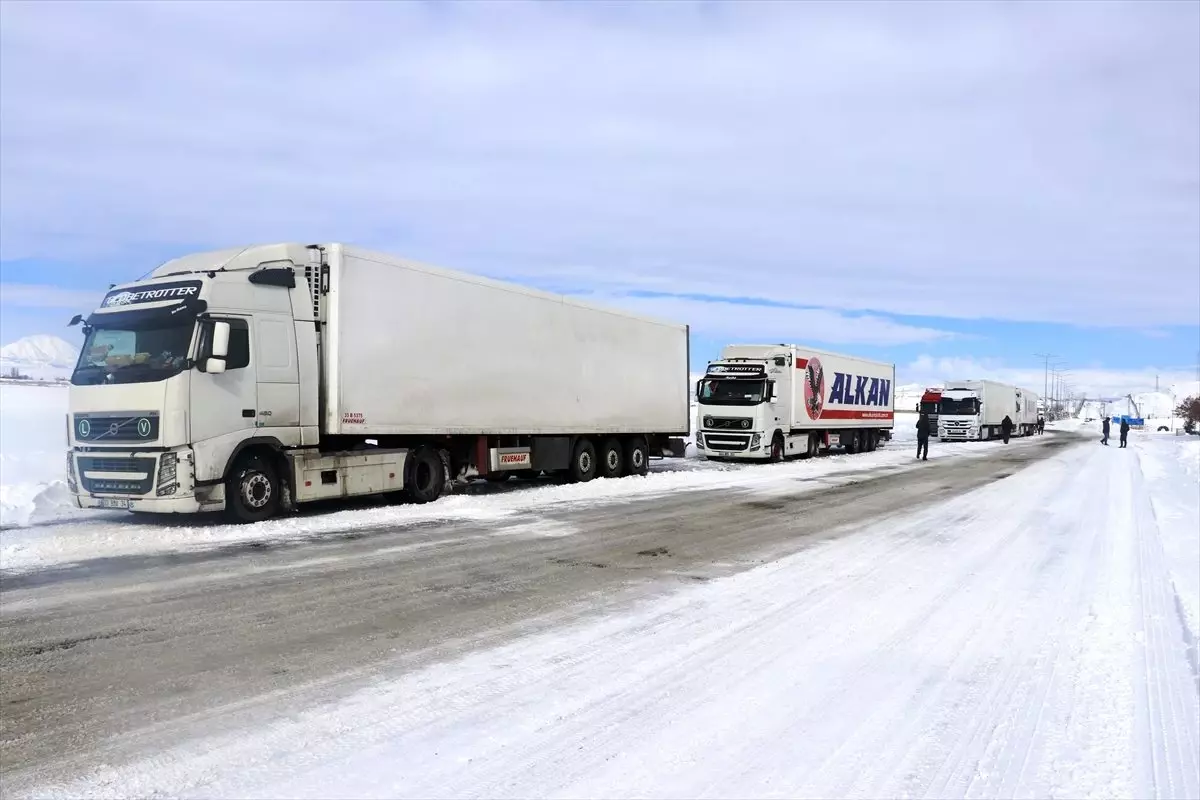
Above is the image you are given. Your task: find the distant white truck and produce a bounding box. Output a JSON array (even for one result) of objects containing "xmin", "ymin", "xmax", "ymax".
[
  {"xmin": 938, "ymin": 380, "xmax": 1039, "ymax": 441},
  {"xmin": 65, "ymin": 243, "xmax": 690, "ymax": 522},
  {"xmin": 696, "ymin": 344, "xmax": 895, "ymax": 461}
]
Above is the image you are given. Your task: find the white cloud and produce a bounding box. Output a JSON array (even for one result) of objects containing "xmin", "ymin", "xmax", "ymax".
[
  {"xmin": 597, "ymin": 293, "xmax": 954, "ymax": 346},
  {"xmin": 1, "ymin": 1, "xmax": 1197, "ymax": 328},
  {"xmin": 0, "ymin": 283, "xmax": 101, "ymax": 309},
  {"xmin": 901, "ymin": 353, "xmax": 1200, "ymax": 400}
]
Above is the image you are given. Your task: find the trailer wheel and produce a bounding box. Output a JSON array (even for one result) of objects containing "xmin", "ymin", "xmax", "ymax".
[
  {"xmin": 600, "ymin": 438, "xmax": 625, "ymax": 479},
  {"xmin": 865, "ymin": 431, "xmax": 878, "ymax": 452},
  {"xmin": 226, "ymin": 451, "xmax": 280, "ymax": 523},
  {"xmin": 570, "ymin": 438, "xmax": 598, "ymax": 482},
  {"xmin": 625, "ymin": 436, "xmax": 649, "ymax": 476},
  {"xmin": 845, "ymin": 431, "xmax": 860, "ymax": 454},
  {"xmin": 405, "ymin": 446, "xmax": 445, "ymax": 504}
]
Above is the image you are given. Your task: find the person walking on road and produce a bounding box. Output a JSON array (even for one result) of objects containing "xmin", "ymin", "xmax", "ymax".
[
  {"xmin": 916, "ymin": 411, "xmax": 931, "ymax": 461},
  {"xmin": 1037, "ymin": 416, "xmax": 1045, "ymax": 435},
  {"xmin": 1101, "ymin": 417, "xmax": 1110, "ymax": 445},
  {"xmin": 1119, "ymin": 418, "xmax": 1130, "ymax": 448},
  {"xmin": 1001, "ymin": 414, "xmax": 1014, "ymax": 444}
]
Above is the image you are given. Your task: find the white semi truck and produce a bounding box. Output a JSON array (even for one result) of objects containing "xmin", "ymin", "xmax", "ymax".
[
  {"xmin": 695, "ymin": 344, "xmax": 895, "ymax": 461},
  {"xmin": 65, "ymin": 243, "xmax": 690, "ymax": 522},
  {"xmin": 938, "ymin": 380, "xmax": 1039, "ymax": 441}
]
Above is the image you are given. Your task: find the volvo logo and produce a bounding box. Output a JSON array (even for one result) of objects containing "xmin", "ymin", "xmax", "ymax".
[
  {"xmin": 77, "ymin": 418, "xmax": 91, "ymax": 438},
  {"xmin": 137, "ymin": 418, "xmax": 151, "ymax": 437}
]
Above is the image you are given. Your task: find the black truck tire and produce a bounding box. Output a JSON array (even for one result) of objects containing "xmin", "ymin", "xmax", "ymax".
[{"xmin": 226, "ymin": 451, "xmax": 280, "ymax": 523}]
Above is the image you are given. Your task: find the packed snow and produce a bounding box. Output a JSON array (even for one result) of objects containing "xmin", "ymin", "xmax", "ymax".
[{"xmin": 33, "ymin": 426, "xmax": 1199, "ymax": 800}]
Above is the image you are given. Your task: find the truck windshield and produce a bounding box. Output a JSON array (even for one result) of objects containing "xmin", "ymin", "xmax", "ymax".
[
  {"xmin": 71, "ymin": 322, "xmax": 195, "ymax": 385},
  {"xmin": 939, "ymin": 397, "xmax": 980, "ymax": 416},
  {"xmin": 698, "ymin": 378, "xmax": 766, "ymax": 405}
]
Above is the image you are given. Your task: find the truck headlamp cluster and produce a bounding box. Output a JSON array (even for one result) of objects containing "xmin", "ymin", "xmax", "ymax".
[{"xmin": 157, "ymin": 452, "xmax": 178, "ymax": 497}]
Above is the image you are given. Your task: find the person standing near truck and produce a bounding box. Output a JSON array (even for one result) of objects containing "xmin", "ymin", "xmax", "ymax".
[
  {"xmin": 1101, "ymin": 417, "xmax": 1111, "ymax": 445},
  {"xmin": 1037, "ymin": 416, "xmax": 1045, "ymax": 435},
  {"xmin": 916, "ymin": 411, "xmax": 931, "ymax": 461},
  {"xmin": 1001, "ymin": 414, "xmax": 1014, "ymax": 444},
  {"xmin": 1119, "ymin": 418, "xmax": 1130, "ymax": 448}
]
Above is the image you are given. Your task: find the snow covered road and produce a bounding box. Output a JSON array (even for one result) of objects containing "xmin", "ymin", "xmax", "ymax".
[{"xmin": 3, "ymin": 433, "xmax": 1198, "ymax": 798}]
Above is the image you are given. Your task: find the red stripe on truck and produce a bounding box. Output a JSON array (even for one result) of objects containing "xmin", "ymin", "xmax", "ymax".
[{"xmin": 818, "ymin": 409, "xmax": 894, "ymax": 420}]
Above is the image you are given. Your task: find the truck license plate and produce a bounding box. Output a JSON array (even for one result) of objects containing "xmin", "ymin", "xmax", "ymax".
[{"xmin": 99, "ymin": 498, "xmax": 132, "ymax": 510}]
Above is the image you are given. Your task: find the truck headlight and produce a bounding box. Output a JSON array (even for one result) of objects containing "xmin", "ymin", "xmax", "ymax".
[
  {"xmin": 157, "ymin": 452, "xmax": 178, "ymax": 496},
  {"xmin": 66, "ymin": 453, "xmax": 78, "ymax": 493},
  {"xmin": 751, "ymin": 433, "xmax": 761, "ymax": 448}
]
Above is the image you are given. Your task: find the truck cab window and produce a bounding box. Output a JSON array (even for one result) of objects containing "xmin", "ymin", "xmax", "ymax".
[
  {"xmin": 199, "ymin": 318, "xmax": 251, "ymax": 371},
  {"xmin": 227, "ymin": 322, "xmax": 250, "ymax": 369}
]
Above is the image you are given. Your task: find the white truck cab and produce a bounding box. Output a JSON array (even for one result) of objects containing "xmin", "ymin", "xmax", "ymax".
[{"xmin": 66, "ymin": 244, "xmax": 319, "ymax": 518}]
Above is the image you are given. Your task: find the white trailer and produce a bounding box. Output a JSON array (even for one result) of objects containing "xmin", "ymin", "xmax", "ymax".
[
  {"xmin": 938, "ymin": 380, "xmax": 1039, "ymax": 441},
  {"xmin": 696, "ymin": 344, "xmax": 895, "ymax": 461},
  {"xmin": 64, "ymin": 243, "xmax": 690, "ymax": 522}
]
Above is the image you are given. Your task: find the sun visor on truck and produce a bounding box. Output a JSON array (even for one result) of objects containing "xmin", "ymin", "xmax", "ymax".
[{"xmin": 86, "ymin": 280, "xmax": 207, "ymax": 329}]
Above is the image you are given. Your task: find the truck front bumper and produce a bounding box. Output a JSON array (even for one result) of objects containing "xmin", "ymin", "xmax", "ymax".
[
  {"xmin": 696, "ymin": 431, "xmax": 768, "ymax": 459},
  {"xmin": 68, "ymin": 447, "xmax": 223, "ymax": 515}
]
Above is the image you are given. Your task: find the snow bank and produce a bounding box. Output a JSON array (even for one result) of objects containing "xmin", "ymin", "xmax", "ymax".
[
  {"xmin": 1134, "ymin": 435, "xmax": 1200, "ymax": 645},
  {"xmin": 0, "ymin": 383, "xmax": 79, "ymax": 529}
]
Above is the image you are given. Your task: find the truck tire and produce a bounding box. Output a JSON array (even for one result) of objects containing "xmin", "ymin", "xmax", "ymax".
[
  {"xmin": 226, "ymin": 451, "xmax": 280, "ymax": 523},
  {"xmin": 600, "ymin": 438, "xmax": 625, "ymax": 479},
  {"xmin": 865, "ymin": 431, "xmax": 878, "ymax": 452},
  {"xmin": 625, "ymin": 436, "xmax": 649, "ymax": 476},
  {"xmin": 570, "ymin": 438, "xmax": 598, "ymax": 482},
  {"xmin": 405, "ymin": 446, "xmax": 445, "ymax": 504},
  {"xmin": 769, "ymin": 432, "xmax": 785, "ymax": 463},
  {"xmin": 845, "ymin": 431, "xmax": 860, "ymax": 455}
]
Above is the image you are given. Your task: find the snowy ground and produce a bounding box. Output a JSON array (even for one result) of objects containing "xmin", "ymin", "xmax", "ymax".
[{"xmin": 4, "ymin": 430, "xmax": 1197, "ymax": 799}]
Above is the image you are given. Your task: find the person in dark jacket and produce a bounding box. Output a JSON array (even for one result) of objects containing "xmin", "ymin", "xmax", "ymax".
[
  {"xmin": 1119, "ymin": 418, "xmax": 1130, "ymax": 448},
  {"xmin": 1037, "ymin": 416, "xmax": 1045, "ymax": 435},
  {"xmin": 1001, "ymin": 414, "xmax": 1014, "ymax": 444},
  {"xmin": 1101, "ymin": 417, "xmax": 1110, "ymax": 445},
  {"xmin": 916, "ymin": 411, "xmax": 931, "ymax": 461}
]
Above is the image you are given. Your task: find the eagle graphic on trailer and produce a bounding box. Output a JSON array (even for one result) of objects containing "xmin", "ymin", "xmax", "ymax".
[{"xmin": 697, "ymin": 344, "xmax": 895, "ymax": 462}]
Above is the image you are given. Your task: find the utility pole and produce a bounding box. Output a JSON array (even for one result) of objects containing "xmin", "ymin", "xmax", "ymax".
[{"xmin": 1034, "ymin": 353, "xmax": 1057, "ymax": 419}]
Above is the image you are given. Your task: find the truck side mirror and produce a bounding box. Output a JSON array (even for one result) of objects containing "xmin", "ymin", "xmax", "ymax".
[
  {"xmin": 202, "ymin": 320, "xmax": 231, "ymax": 374},
  {"xmin": 211, "ymin": 321, "xmax": 231, "ymax": 359}
]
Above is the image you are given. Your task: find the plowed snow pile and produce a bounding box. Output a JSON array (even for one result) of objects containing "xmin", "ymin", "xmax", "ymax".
[{"xmin": 0, "ymin": 383, "xmax": 75, "ymax": 529}]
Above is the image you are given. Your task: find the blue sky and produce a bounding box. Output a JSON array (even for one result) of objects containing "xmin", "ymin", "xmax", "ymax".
[{"xmin": 1, "ymin": 0, "xmax": 1198, "ymax": 397}]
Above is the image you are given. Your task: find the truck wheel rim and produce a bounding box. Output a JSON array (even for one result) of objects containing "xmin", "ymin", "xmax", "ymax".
[
  {"xmin": 633, "ymin": 449, "xmax": 644, "ymax": 468},
  {"xmin": 607, "ymin": 451, "xmax": 619, "ymax": 470},
  {"xmin": 579, "ymin": 452, "xmax": 592, "ymax": 472},
  {"xmin": 242, "ymin": 473, "xmax": 271, "ymax": 509}
]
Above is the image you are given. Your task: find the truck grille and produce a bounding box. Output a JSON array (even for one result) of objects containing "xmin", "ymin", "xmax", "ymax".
[
  {"xmin": 702, "ymin": 416, "xmax": 753, "ymax": 430},
  {"xmin": 77, "ymin": 456, "xmax": 157, "ymax": 495},
  {"xmin": 703, "ymin": 434, "xmax": 751, "ymax": 452}
]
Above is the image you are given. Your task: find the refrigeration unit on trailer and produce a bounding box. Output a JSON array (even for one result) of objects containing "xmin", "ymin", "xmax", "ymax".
[
  {"xmin": 937, "ymin": 380, "xmax": 1039, "ymax": 441},
  {"xmin": 695, "ymin": 344, "xmax": 895, "ymax": 461},
  {"xmin": 64, "ymin": 243, "xmax": 690, "ymax": 522}
]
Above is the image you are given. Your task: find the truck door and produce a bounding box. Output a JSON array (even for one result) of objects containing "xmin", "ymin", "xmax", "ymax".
[
  {"xmin": 190, "ymin": 316, "xmax": 257, "ymax": 481},
  {"xmin": 253, "ymin": 313, "xmax": 300, "ymax": 433}
]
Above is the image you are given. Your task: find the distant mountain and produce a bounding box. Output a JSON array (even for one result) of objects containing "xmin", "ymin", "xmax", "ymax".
[{"xmin": 0, "ymin": 335, "xmax": 79, "ymax": 380}]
